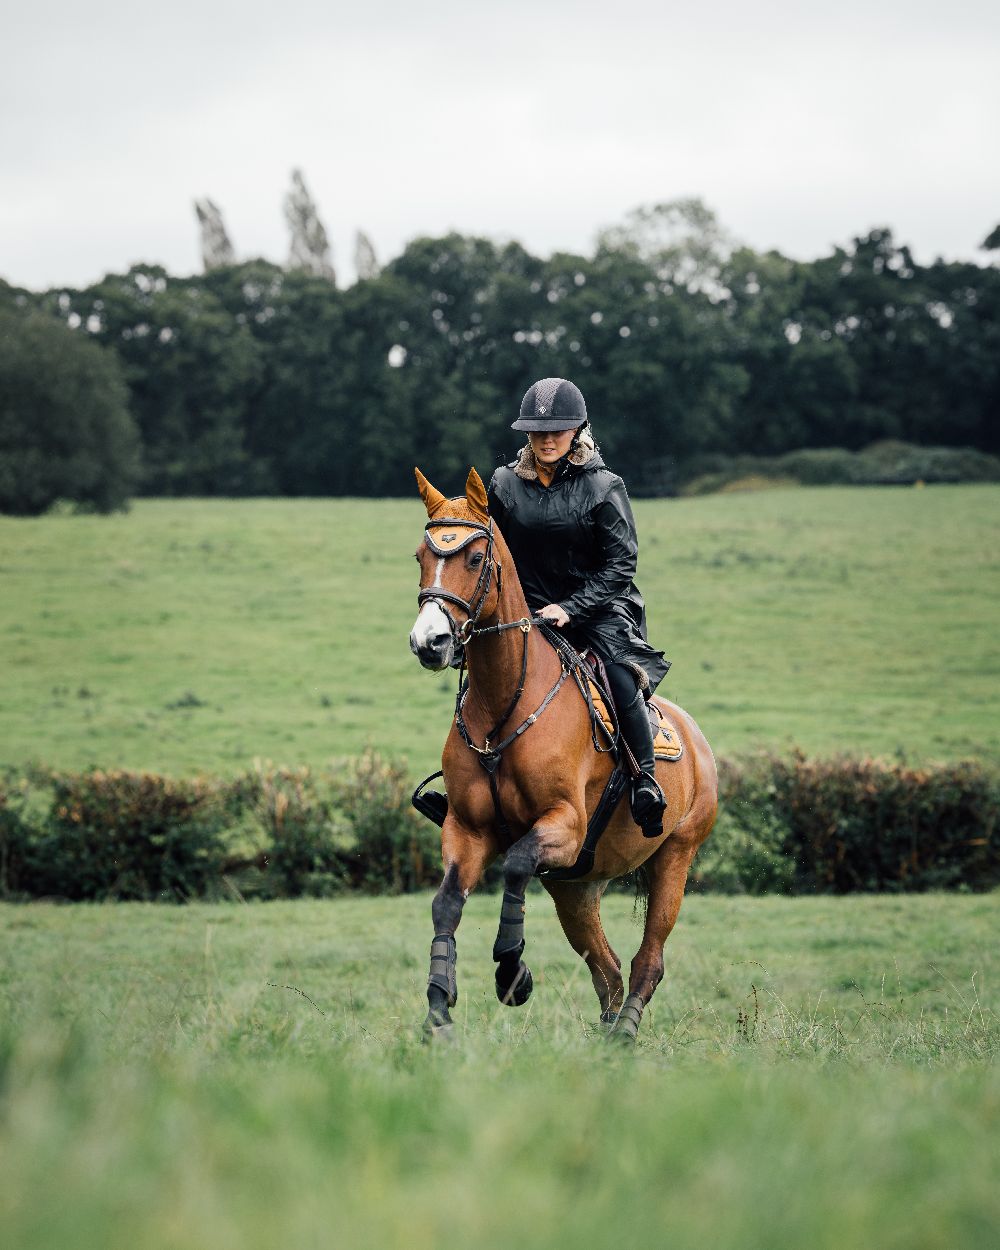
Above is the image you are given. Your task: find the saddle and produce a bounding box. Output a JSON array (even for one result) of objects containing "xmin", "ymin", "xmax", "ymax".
[{"xmin": 579, "ymin": 649, "xmax": 683, "ymax": 762}]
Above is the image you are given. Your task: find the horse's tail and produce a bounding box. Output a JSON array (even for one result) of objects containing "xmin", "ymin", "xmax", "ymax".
[{"xmin": 631, "ymin": 862, "xmax": 651, "ymax": 921}]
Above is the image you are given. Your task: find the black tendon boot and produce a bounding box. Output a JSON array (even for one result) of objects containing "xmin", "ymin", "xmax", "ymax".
[{"xmin": 617, "ymin": 684, "xmax": 667, "ymax": 837}]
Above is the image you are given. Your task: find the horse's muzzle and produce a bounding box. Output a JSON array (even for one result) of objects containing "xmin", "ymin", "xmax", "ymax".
[{"xmin": 409, "ymin": 632, "xmax": 454, "ymax": 671}]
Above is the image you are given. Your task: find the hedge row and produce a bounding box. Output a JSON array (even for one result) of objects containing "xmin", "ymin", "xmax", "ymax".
[
  {"xmin": 0, "ymin": 752, "xmax": 437, "ymax": 902},
  {"xmin": 681, "ymin": 440, "xmax": 1000, "ymax": 495},
  {"xmin": 693, "ymin": 753, "xmax": 999, "ymax": 894},
  {"xmin": 0, "ymin": 752, "xmax": 997, "ymax": 902}
]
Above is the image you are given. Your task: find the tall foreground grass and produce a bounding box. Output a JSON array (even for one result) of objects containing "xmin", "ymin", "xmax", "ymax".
[
  {"xmin": 1, "ymin": 485, "xmax": 998, "ymax": 776},
  {"xmin": 1, "ymin": 893, "xmax": 997, "ymax": 1248}
]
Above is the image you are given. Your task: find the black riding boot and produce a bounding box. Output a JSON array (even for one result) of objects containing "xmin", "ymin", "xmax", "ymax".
[{"xmin": 616, "ymin": 683, "xmax": 667, "ymax": 837}]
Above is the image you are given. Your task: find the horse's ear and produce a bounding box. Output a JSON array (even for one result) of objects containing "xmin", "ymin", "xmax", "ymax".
[
  {"xmin": 465, "ymin": 467, "xmax": 489, "ymax": 519},
  {"xmin": 415, "ymin": 467, "xmax": 448, "ymax": 518}
]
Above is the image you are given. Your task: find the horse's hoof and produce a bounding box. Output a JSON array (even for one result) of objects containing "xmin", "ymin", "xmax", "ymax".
[
  {"xmin": 606, "ymin": 1025, "xmax": 638, "ymax": 1046},
  {"xmin": 599, "ymin": 1006, "xmax": 621, "ymax": 1031},
  {"xmin": 422, "ymin": 1014, "xmax": 455, "ymax": 1043},
  {"xmin": 495, "ymin": 962, "xmax": 533, "ymax": 1006},
  {"xmin": 428, "ymin": 1022, "xmax": 456, "ymax": 1044}
]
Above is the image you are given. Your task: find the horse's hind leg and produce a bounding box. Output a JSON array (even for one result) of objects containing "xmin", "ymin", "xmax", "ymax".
[
  {"xmin": 544, "ymin": 880, "xmax": 624, "ymax": 1024},
  {"xmin": 424, "ymin": 824, "xmax": 496, "ymax": 1036},
  {"xmin": 609, "ymin": 836, "xmax": 699, "ymax": 1044}
]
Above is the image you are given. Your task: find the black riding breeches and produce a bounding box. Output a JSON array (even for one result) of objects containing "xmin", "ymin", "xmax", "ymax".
[
  {"xmin": 606, "ymin": 661, "xmax": 657, "ymax": 778},
  {"xmin": 605, "ymin": 662, "xmax": 644, "ymax": 712}
]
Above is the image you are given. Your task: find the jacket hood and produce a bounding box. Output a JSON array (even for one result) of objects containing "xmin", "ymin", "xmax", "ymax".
[{"xmin": 510, "ymin": 428, "xmax": 605, "ymax": 482}]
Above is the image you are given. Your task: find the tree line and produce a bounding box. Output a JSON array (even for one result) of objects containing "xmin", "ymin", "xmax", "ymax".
[{"xmin": 1, "ymin": 201, "xmax": 998, "ymax": 513}]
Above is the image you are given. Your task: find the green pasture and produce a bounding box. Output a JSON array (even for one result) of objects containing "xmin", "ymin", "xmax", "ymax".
[
  {"xmin": 1, "ymin": 892, "xmax": 997, "ymax": 1249},
  {"xmin": 1, "ymin": 484, "xmax": 998, "ymax": 777}
]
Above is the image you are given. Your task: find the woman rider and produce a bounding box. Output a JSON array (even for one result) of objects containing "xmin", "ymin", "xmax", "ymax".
[{"xmin": 487, "ymin": 377, "xmax": 669, "ymax": 836}]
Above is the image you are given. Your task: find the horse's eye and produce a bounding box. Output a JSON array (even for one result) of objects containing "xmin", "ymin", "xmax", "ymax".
[{"xmin": 469, "ymin": 552, "xmax": 484, "ymax": 567}]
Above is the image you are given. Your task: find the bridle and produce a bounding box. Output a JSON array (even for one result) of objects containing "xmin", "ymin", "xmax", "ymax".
[
  {"xmin": 417, "ymin": 516, "xmax": 507, "ymax": 645},
  {"xmin": 416, "ymin": 511, "xmax": 548, "ymax": 745}
]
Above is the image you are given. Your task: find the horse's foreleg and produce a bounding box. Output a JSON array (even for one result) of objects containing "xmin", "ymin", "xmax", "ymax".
[
  {"xmin": 425, "ymin": 828, "xmax": 495, "ymax": 1036},
  {"xmin": 544, "ymin": 880, "xmax": 624, "ymax": 1023},
  {"xmin": 493, "ymin": 815, "xmax": 579, "ymax": 1007},
  {"xmin": 610, "ymin": 836, "xmax": 698, "ymax": 1044}
]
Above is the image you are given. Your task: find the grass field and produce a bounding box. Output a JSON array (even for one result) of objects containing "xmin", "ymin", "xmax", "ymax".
[
  {"xmin": 1, "ymin": 892, "xmax": 997, "ymax": 1249},
  {"xmin": 2, "ymin": 489, "xmax": 998, "ymax": 1248},
  {"xmin": 1, "ymin": 484, "xmax": 998, "ymax": 777}
]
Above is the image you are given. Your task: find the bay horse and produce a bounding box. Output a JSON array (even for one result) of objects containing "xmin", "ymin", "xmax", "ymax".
[{"xmin": 409, "ymin": 466, "xmax": 718, "ymax": 1042}]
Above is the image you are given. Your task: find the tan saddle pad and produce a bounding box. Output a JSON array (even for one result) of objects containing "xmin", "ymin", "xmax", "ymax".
[{"xmin": 588, "ymin": 681, "xmax": 683, "ymax": 761}]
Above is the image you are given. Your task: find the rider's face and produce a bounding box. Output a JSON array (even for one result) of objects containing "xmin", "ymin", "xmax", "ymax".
[{"xmin": 528, "ymin": 428, "xmax": 577, "ymax": 464}]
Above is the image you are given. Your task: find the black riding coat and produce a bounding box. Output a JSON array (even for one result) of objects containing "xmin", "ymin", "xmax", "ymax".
[{"xmin": 487, "ymin": 448, "xmax": 669, "ymax": 693}]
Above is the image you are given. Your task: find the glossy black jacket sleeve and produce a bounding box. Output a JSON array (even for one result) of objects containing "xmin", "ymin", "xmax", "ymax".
[
  {"xmin": 486, "ymin": 477, "xmax": 509, "ymax": 549},
  {"xmin": 558, "ymin": 482, "xmax": 638, "ymax": 621}
]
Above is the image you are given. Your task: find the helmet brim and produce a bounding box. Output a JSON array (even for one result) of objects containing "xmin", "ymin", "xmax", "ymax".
[{"xmin": 510, "ymin": 416, "xmax": 585, "ymax": 432}]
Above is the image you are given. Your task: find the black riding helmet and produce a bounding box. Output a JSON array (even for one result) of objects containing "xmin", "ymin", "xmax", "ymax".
[{"xmin": 512, "ymin": 377, "xmax": 588, "ymax": 432}]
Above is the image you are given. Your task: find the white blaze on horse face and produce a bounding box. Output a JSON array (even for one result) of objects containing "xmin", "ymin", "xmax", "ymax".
[{"xmin": 409, "ymin": 600, "xmax": 454, "ymax": 667}]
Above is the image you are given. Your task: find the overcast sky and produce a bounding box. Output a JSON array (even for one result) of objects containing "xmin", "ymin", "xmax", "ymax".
[{"xmin": 3, "ymin": 0, "xmax": 999, "ymax": 291}]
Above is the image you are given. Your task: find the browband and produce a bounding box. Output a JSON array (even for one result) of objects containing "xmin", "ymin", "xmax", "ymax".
[{"xmin": 424, "ymin": 517, "xmax": 491, "ymax": 557}]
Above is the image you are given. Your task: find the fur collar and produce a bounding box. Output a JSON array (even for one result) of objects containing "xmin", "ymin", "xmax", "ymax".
[{"xmin": 512, "ymin": 427, "xmax": 598, "ymax": 481}]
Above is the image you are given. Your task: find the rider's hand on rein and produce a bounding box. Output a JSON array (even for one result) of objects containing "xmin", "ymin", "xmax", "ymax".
[{"xmin": 538, "ymin": 604, "xmax": 569, "ymax": 628}]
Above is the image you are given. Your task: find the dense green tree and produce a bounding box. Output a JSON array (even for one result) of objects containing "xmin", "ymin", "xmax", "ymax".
[
  {"xmin": 201, "ymin": 261, "xmax": 350, "ymax": 493},
  {"xmin": 721, "ymin": 247, "xmax": 862, "ymax": 453},
  {"xmin": 0, "ymin": 308, "xmax": 140, "ymax": 515},
  {"xmin": 43, "ymin": 266, "xmax": 266, "ymax": 494},
  {"xmin": 11, "ymin": 205, "xmax": 999, "ymax": 500},
  {"xmin": 918, "ymin": 256, "xmax": 1000, "ymax": 453}
]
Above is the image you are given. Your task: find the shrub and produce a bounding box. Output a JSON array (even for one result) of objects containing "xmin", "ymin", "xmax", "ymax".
[
  {"xmin": 689, "ymin": 759, "xmax": 797, "ymax": 894},
  {"xmin": 0, "ymin": 752, "xmax": 995, "ymax": 901},
  {"xmin": 227, "ymin": 754, "xmax": 439, "ymax": 897},
  {"xmin": 857, "ymin": 440, "xmax": 1000, "ymax": 485},
  {"xmin": 234, "ymin": 762, "xmax": 353, "ymax": 898},
  {"xmin": 21, "ymin": 770, "xmax": 227, "ymax": 900},
  {"xmin": 331, "ymin": 750, "xmax": 438, "ymax": 894},
  {"xmin": 778, "ymin": 448, "xmax": 863, "ymax": 485},
  {"xmin": 702, "ymin": 753, "xmax": 1000, "ymax": 894},
  {"xmin": 0, "ymin": 776, "xmax": 28, "ymax": 897},
  {"xmin": 679, "ymin": 442, "xmax": 1000, "ymax": 494}
]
